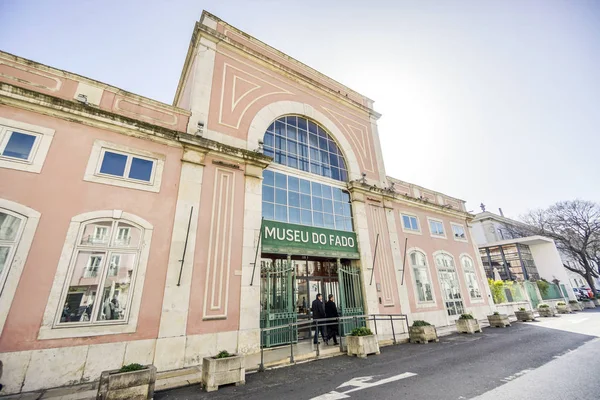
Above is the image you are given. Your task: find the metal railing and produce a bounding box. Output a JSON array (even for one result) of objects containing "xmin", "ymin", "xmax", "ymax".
[{"xmin": 258, "ymin": 313, "xmax": 409, "ymax": 371}]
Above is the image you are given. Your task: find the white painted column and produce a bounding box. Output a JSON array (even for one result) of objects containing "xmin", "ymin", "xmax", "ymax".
[
  {"xmin": 369, "ymin": 115, "xmax": 388, "ymax": 186},
  {"xmin": 154, "ymin": 149, "xmax": 205, "ymax": 371},
  {"xmin": 350, "ymin": 192, "xmax": 380, "ymax": 316},
  {"xmin": 237, "ymin": 163, "xmax": 264, "ymax": 354},
  {"xmin": 187, "ymin": 36, "xmax": 217, "ymax": 136},
  {"xmin": 468, "ymin": 222, "xmax": 495, "ymax": 314}
]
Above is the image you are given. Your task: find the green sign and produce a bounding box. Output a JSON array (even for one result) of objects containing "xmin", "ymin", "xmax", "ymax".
[{"xmin": 261, "ymin": 220, "xmax": 359, "ymax": 259}]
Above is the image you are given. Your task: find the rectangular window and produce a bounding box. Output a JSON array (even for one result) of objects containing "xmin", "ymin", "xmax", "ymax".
[
  {"xmin": 429, "ymin": 219, "xmax": 445, "ymax": 237},
  {"xmin": 452, "ymin": 224, "xmax": 467, "ymax": 241},
  {"xmin": 1, "ymin": 131, "xmax": 38, "ymax": 161},
  {"xmin": 401, "ymin": 214, "xmax": 420, "ymax": 232},
  {"xmin": 84, "ymin": 255, "xmax": 103, "ymax": 278},
  {"xmin": 98, "ymin": 150, "xmax": 156, "ymax": 183},
  {"xmin": 261, "ymin": 170, "xmax": 353, "ymax": 231}
]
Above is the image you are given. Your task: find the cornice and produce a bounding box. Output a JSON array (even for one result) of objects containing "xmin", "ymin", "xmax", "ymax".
[
  {"xmin": 0, "ymin": 82, "xmax": 271, "ymax": 167},
  {"xmin": 348, "ymin": 180, "xmax": 473, "ymax": 220}
]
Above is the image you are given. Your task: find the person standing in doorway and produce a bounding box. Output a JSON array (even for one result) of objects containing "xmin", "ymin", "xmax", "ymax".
[
  {"xmin": 325, "ymin": 294, "xmax": 339, "ymax": 345},
  {"xmin": 311, "ymin": 293, "xmax": 327, "ymax": 344}
]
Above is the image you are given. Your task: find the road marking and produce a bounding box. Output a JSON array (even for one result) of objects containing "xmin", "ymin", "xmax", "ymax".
[
  {"xmin": 500, "ymin": 369, "xmax": 532, "ymax": 382},
  {"xmin": 310, "ymin": 372, "xmax": 417, "ymax": 399}
]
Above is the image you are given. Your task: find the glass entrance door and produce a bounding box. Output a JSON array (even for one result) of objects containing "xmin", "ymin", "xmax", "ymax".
[{"xmin": 436, "ymin": 254, "xmax": 464, "ymax": 318}]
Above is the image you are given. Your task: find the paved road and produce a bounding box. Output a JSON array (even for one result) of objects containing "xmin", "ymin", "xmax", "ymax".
[{"xmin": 156, "ymin": 310, "xmax": 600, "ymax": 400}]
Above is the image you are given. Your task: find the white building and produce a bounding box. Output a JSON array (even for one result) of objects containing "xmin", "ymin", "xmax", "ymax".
[{"xmin": 471, "ymin": 210, "xmax": 577, "ymax": 301}]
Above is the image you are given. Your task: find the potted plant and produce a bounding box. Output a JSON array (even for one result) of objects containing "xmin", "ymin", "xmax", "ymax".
[
  {"xmin": 409, "ymin": 320, "xmax": 439, "ymax": 344},
  {"xmin": 487, "ymin": 311, "xmax": 511, "ymax": 328},
  {"xmin": 538, "ymin": 303, "xmax": 556, "ymax": 317},
  {"xmin": 569, "ymin": 300, "xmax": 583, "ymax": 311},
  {"xmin": 455, "ymin": 313, "xmax": 482, "ymax": 334},
  {"xmin": 514, "ymin": 307, "xmax": 535, "ymax": 322},
  {"xmin": 202, "ymin": 350, "xmax": 245, "ymax": 392},
  {"xmin": 346, "ymin": 327, "xmax": 380, "ymax": 358},
  {"xmin": 556, "ymin": 301, "xmax": 571, "ymax": 314},
  {"xmin": 582, "ymin": 298, "xmax": 596, "ymax": 309},
  {"xmin": 97, "ymin": 363, "xmax": 156, "ymax": 400}
]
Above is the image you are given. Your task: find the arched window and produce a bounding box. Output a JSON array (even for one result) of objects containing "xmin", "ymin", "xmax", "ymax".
[
  {"xmin": 410, "ymin": 251, "xmax": 434, "ymax": 303},
  {"xmin": 263, "ymin": 116, "xmax": 348, "ymax": 182},
  {"xmin": 461, "ymin": 255, "xmax": 482, "ymax": 300},
  {"xmin": 0, "ymin": 209, "xmax": 25, "ymax": 295},
  {"xmin": 435, "ymin": 253, "xmax": 465, "ymax": 316},
  {"xmin": 58, "ymin": 218, "xmax": 144, "ymax": 325}
]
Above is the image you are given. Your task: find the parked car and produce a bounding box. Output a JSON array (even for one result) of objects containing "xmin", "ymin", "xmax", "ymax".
[
  {"xmin": 580, "ymin": 287, "xmax": 594, "ymax": 299},
  {"xmin": 572, "ymin": 288, "xmax": 586, "ymax": 301}
]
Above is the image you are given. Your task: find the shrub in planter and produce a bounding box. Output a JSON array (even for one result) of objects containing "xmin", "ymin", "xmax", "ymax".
[
  {"xmin": 514, "ymin": 307, "xmax": 535, "ymax": 322},
  {"xmin": 202, "ymin": 350, "xmax": 245, "ymax": 392},
  {"xmin": 346, "ymin": 327, "xmax": 380, "ymax": 358},
  {"xmin": 538, "ymin": 304, "xmax": 556, "ymax": 317},
  {"xmin": 455, "ymin": 313, "xmax": 482, "ymax": 334},
  {"xmin": 97, "ymin": 363, "xmax": 156, "ymax": 400},
  {"xmin": 569, "ymin": 300, "xmax": 583, "ymax": 311},
  {"xmin": 583, "ymin": 299, "xmax": 596, "ymax": 309},
  {"xmin": 409, "ymin": 320, "xmax": 438, "ymax": 344},
  {"xmin": 556, "ymin": 301, "xmax": 571, "ymax": 314},
  {"xmin": 487, "ymin": 312, "xmax": 510, "ymax": 328}
]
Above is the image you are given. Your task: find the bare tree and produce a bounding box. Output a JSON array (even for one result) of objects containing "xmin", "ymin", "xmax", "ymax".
[{"xmin": 511, "ymin": 200, "xmax": 600, "ymax": 292}]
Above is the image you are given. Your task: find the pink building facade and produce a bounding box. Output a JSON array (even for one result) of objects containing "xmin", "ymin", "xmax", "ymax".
[{"xmin": 0, "ymin": 11, "xmax": 492, "ymax": 394}]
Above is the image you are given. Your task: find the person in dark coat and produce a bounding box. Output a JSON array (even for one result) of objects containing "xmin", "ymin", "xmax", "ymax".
[
  {"xmin": 325, "ymin": 294, "xmax": 339, "ymax": 345},
  {"xmin": 311, "ymin": 293, "xmax": 327, "ymax": 344}
]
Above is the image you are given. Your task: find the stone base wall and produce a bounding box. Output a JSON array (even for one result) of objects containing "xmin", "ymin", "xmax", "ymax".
[{"xmin": 0, "ymin": 330, "xmax": 246, "ymax": 395}]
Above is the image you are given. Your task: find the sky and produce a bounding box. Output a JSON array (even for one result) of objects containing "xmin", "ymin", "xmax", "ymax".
[{"xmin": 1, "ymin": 0, "xmax": 599, "ymax": 218}]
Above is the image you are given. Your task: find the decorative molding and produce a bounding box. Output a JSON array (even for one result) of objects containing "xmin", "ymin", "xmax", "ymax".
[{"xmin": 203, "ymin": 168, "xmax": 236, "ymax": 319}]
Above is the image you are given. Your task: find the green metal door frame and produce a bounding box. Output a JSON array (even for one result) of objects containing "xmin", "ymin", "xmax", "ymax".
[
  {"xmin": 338, "ymin": 260, "xmax": 365, "ymax": 335},
  {"xmin": 260, "ymin": 255, "xmax": 297, "ymax": 347}
]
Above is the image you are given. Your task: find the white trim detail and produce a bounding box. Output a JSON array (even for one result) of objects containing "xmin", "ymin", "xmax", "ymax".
[
  {"xmin": 246, "ymin": 101, "xmax": 362, "ymax": 181},
  {"xmin": 83, "ymin": 140, "xmax": 165, "ymax": 193},
  {"xmin": 451, "ymin": 222, "xmax": 468, "ymax": 243},
  {"xmin": 406, "ymin": 247, "xmax": 437, "ymax": 307},
  {"xmin": 38, "ymin": 210, "xmax": 153, "ymax": 339},
  {"xmin": 427, "ymin": 217, "xmax": 447, "ymax": 239},
  {"xmin": 400, "ymin": 212, "xmax": 422, "ymax": 235},
  {"xmin": 0, "ymin": 116, "xmax": 55, "ymax": 174},
  {"xmin": 0, "ymin": 199, "xmax": 40, "ymax": 336}
]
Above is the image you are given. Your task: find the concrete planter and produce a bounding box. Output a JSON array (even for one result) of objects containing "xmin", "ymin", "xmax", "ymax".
[
  {"xmin": 593, "ymin": 299, "xmax": 600, "ymax": 307},
  {"xmin": 487, "ymin": 314, "xmax": 511, "ymax": 328},
  {"xmin": 583, "ymin": 300, "xmax": 596, "ymax": 309},
  {"xmin": 455, "ymin": 318, "xmax": 482, "ymax": 334},
  {"xmin": 346, "ymin": 335, "xmax": 380, "ymax": 358},
  {"xmin": 514, "ymin": 310, "xmax": 535, "ymax": 322},
  {"xmin": 538, "ymin": 306, "xmax": 556, "ymax": 317},
  {"xmin": 97, "ymin": 365, "xmax": 156, "ymax": 400},
  {"xmin": 569, "ymin": 302, "xmax": 583, "ymax": 311},
  {"xmin": 202, "ymin": 354, "xmax": 245, "ymax": 392},
  {"xmin": 409, "ymin": 325, "xmax": 439, "ymax": 344},
  {"xmin": 556, "ymin": 304, "xmax": 572, "ymax": 314}
]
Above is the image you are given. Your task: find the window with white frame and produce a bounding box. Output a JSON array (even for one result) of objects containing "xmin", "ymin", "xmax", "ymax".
[
  {"xmin": 0, "ymin": 130, "xmax": 39, "ymax": 162},
  {"xmin": 429, "ymin": 219, "xmax": 445, "ymax": 237},
  {"xmin": 402, "ymin": 214, "xmax": 420, "ymax": 232},
  {"xmin": 461, "ymin": 255, "xmax": 482, "ymax": 300},
  {"xmin": 0, "ymin": 209, "xmax": 25, "ymax": 295},
  {"xmin": 58, "ymin": 218, "xmax": 143, "ymax": 325},
  {"xmin": 452, "ymin": 224, "xmax": 467, "ymax": 241},
  {"xmin": 0, "ymin": 118, "xmax": 55, "ymax": 174},
  {"xmin": 410, "ymin": 251, "xmax": 434, "ymax": 302},
  {"xmin": 98, "ymin": 149, "xmax": 156, "ymax": 183},
  {"xmin": 83, "ymin": 140, "xmax": 165, "ymax": 193}
]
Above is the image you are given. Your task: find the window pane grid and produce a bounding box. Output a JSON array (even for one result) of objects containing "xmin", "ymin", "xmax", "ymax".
[
  {"xmin": 262, "ymin": 116, "xmax": 348, "ymax": 182},
  {"xmin": 262, "ymin": 170, "xmax": 353, "ymax": 231}
]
